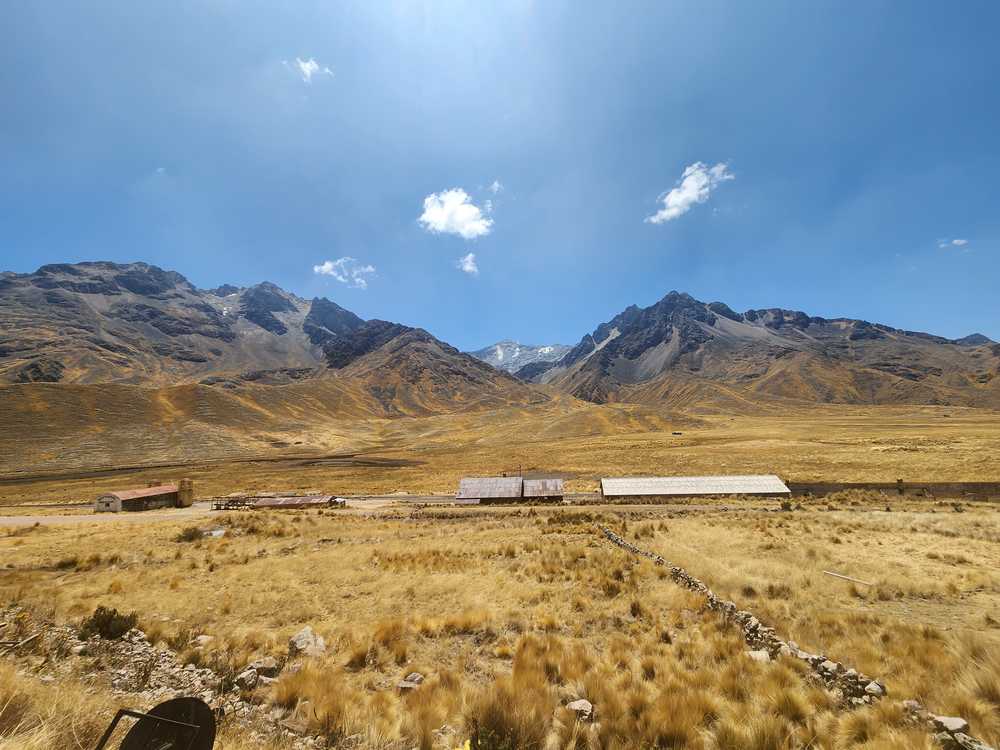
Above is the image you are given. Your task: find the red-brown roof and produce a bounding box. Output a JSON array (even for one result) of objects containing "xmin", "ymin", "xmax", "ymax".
[{"xmin": 98, "ymin": 484, "xmax": 179, "ymax": 502}]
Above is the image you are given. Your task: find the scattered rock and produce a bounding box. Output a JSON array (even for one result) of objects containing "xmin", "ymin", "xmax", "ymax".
[
  {"xmin": 288, "ymin": 626, "xmax": 326, "ymax": 658},
  {"xmin": 567, "ymin": 699, "xmax": 594, "ymax": 722},
  {"xmin": 280, "ymin": 717, "xmax": 310, "ymax": 735},
  {"xmin": 947, "ymin": 733, "xmax": 995, "ymax": 750}
]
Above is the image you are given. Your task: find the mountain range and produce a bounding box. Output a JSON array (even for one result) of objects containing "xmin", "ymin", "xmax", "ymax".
[
  {"xmin": 2, "ymin": 262, "xmax": 998, "ymax": 414},
  {"xmin": 526, "ymin": 292, "xmax": 999, "ymax": 410},
  {"xmin": 0, "ymin": 262, "xmax": 538, "ymax": 416}
]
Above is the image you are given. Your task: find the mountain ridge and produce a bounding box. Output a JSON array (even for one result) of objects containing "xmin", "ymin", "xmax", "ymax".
[
  {"xmin": 2, "ymin": 262, "xmax": 998, "ymax": 413},
  {"xmin": 527, "ymin": 291, "xmax": 1000, "ymax": 409},
  {"xmin": 0, "ymin": 260, "xmax": 539, "ymax": 416}
]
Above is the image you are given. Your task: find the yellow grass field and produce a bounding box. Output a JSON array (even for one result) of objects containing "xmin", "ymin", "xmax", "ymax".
[
  {"xmin": 2, "ymin": 403, "xmax": 1000, "ymax": 506},
  {"xmin": 2, "ymin": 496, "xmax": 999, "ymax": 749}
]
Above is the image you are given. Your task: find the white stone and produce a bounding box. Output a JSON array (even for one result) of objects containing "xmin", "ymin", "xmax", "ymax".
[
  {"xmin": 288, "ymin": 626, "xmax": 326, "ymax": 658},
  {"xmin": 747, "ymin": 650, "xmax": 771, "ymax": 663},
  {"xmin": 567, "ymin": 699, "xmax": 593, "ymax": 721}
]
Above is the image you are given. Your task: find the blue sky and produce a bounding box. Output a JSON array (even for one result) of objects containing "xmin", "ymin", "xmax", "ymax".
[{"xmin": 2, "ymin": 1, "xmax": 998, "ymax": 348}]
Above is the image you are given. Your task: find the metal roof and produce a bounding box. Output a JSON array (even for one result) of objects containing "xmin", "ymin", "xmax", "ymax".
[
  {"xmin": 456, "ymin": 477, "xmax": 523, "ymax": 499},
  {"xmin": 97, "ymin": 484, "xmax": 179, "ymax": 502},
  {"xmin": 523, "ymin": 478, "xmax": 564, "ymax": 497},
  {"xmin": 600, "ymin": 475, "xmax": 790, "ymax": 497}
]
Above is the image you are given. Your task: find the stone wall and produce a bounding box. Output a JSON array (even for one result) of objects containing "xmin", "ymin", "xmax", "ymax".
[{"xmin": 600, "ymin": 527, "xmax": 996, "ymax": 750}]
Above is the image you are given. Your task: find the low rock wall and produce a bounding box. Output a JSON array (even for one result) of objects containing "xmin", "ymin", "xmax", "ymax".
[{"xmin": 599, "ymin": 527, "xmax": 996, "ymax": 750}]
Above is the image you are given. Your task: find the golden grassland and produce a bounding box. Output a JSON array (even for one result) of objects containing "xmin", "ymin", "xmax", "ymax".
[
  {"xmin": 2, "ymin": 403, "xmax": 1000, "ymax": 505},
  {"xmin": 2, "ymin": 498, "xmax": 999, "ymax": 748}
]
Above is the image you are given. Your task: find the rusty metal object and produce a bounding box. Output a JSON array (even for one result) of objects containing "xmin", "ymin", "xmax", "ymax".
[{"xmin": 252, "ymin": 495, "xmax": 342, "ymax": 510}]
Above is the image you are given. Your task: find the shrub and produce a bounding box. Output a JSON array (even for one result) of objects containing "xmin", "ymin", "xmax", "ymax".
[
  {"xmin": 79, "ymin": 606, "xmax": 138, "ymax": 640},
  {"xmin": 54, "ymin": 556, "xmax": 79, "ymax": 570},
  {"xmin": 174, "ymin": 526, "xmax": 202, "ymax": 543}
]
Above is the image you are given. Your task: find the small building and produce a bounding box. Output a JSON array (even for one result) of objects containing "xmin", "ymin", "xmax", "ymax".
[
  {"xmin": 523, "ymin": 478, "xmax": 564, "ymax": 502},
  {"xmin": 95, "ymin": 484, "xmax": 180, "ymax": 513},
  {"xmin": 600, "ymin": 474, "xmax": 790, "ymax": 501},
  {"xmin": 251, "ymin": 495, "xmax": 344, "ymax": 510},
  {"xmin": 456, "ymin": 477, "xmax": 524, "ymax": 503}
]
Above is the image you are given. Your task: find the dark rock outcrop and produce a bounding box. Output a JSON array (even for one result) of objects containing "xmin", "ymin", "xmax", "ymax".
[{"xmin": 239, "ymin": 283, "xmax": 297, "ymax": 335}]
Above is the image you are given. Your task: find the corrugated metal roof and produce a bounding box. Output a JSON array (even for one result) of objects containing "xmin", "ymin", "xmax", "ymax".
[
  {"xmin": 456, "ymin": 477, "xmax": 523, "ymax": 499},
  {"xmin": 97, "ymin": 485, "xmax": 179, "ymax": 502},
  {"xmin": 523, "ymin": 478, "xmax": 564, "ymax": 497},
  {"xmin": 601, "ymin": 475, "xmax": 790, "ymax": 497},
  {"xmin": 252, "ymin": 495, "xmax": 339, "ymax": 509}
]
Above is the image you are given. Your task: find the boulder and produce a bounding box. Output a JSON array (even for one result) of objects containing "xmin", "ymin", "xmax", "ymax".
[
  {"xmin": 747, "ymin": 650, "xmax": 771, "ymax": 663},
  {"xmin": 404, "ymin": 672, "xmax": 425, "ymax": 685},
  {"xmin": 567, "ymin": 699, "xmax": 594, "ymax": 722},
  {"xmin": 933, "ymin": 716, "xmax": 970, "ymax": 734},
  {"xmin": 235, "ymin": 668, "xmax": 258, "ymax": 690},
  {"xmin": 864, "ymin": 681, "xmax": 885, "ymax": 697},
  {"xmin": 397, "ymin": 679, "xmax": 421, "ymax": 692},
  {"xmin": 288, "ymin": 626, "xmax": 326, "ymax": 658},
  {"xmin": 247, "ymin": 656, "xmax": 281, "ymax": 677},
  {"xmin": 192, "ymin": 635, "xmax": 214, "ymax": 648}
]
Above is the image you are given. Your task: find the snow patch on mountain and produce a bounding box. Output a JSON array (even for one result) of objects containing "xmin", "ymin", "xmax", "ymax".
[{"xmin": 469, "ymin": 340, "xmax": 571, "ymax": 374}]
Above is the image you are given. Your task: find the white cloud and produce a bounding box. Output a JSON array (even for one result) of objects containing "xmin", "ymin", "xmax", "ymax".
[
  {"xmin": 489, "ymin": 179, "xmax": 503, "ymax": 194},
  {"xmin": 938, "ymin": 238, "xmax": 970, "ymax": 249},
  {"xmin": 645, "ymin": 162, "xmax": 734, "ymax": 224},
  {"xmin": 313, "ymin": 257, "xmax": 375, "ymax": 289},
  {"xmin": 419, "ymin": 188, "xmax": 493, "ymax": 239},
  {"xmin": 456, "ymin": 252, "xmax": 479, "ymax": 276},
  {"xmin": 284, "ymin": 57, "xmax": 334, "ymax": 84}
]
